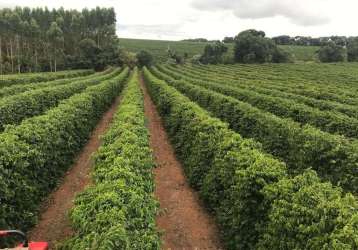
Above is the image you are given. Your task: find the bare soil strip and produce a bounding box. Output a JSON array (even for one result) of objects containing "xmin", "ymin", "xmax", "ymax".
[
  {"xmin": 139, "ymin": 75, "xmax": 223, "ymax": 250},
  {"xmin": 28, "ymin": 95, "xmax": 122, "ymax": 249}
]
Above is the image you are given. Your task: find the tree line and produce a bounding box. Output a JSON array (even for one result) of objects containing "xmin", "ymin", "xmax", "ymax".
[
  {"xmin": 184, "ymin": 30, "xmax": 290, "ymax": 65},
  {"xmin": 222, "ymin": 35, "xmax": 350, "ymax": 47},
  {"xmin": 271, "ymin": 35, "xmax": 351, "ymax": 47},
  {"xmin": 182, "ymin": 30, "xmax": 358, "ymax": 64},
  {"xmin": 0, "ymin": 6, "xmax": 121, "ymax": 74}
]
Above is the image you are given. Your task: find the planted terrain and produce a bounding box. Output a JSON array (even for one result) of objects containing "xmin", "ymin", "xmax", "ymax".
[
  {"xmin": 0, "ymin": 69, "xmax": 94, "ymax": 88},
  {"xmin": 0, "ymin": 63, "xmax": 357, "ymax": 250},
  {"xmin": 0, "ymin": 67, "xmax": 129, "ymax": 232},
  {"xmin": 143, "ymin": 67, "xmax": 358, "ymax": 249}
]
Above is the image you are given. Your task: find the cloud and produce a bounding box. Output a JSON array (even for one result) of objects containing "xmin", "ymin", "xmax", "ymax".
[
  {"xmin": 117, "ymin": 23, "xmax": 185, "ymax": 40},
  {"xmin": 0, "ymin": 2, "xmax": 16, "ymax": 8},
  {"xmin": 191, "ymin": 0, "xmax": 331, "ymax": 26}
]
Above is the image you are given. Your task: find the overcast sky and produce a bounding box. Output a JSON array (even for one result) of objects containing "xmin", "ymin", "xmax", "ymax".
[{"xmin": 1, "ymin": 0, "xmax": 357, "ymax": 40}]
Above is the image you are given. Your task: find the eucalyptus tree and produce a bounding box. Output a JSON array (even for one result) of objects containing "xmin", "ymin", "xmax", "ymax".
[{"xmin": 0, "ymin": 6, "xmax": 120, "ymax": 74}]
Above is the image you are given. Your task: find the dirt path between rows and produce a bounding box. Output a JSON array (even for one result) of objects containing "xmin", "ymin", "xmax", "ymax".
[
  {"xmin": 139, "ymin": 75, "xmax": 223, "ymax": 250},
  {"xmin": 28, "ymin": 95, "xmax": 122, "ymax": 249}
]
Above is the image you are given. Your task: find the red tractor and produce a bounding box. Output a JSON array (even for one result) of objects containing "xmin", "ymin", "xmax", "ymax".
[{"xmin": 0, "ymin": 230, "xmax": 48, "ymax": 250}]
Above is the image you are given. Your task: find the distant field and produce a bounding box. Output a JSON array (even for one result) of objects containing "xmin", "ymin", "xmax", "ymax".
[
  {"xmin": 279, "ymin": 45, "xmax": 319, "ymax": 62},
  {"xmin": 119, "ymin": 38, "xmax": 208, "ymax": 62},
  {"xmin": 118, "ymin": 37, "xmax": 319, "ymax": 63}
]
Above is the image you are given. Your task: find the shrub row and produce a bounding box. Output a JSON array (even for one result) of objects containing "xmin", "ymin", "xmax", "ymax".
[
  {"xmin": 0, "ymin": 67, "xmax": 129, "ymax": 232},
  {"xmin": 151, "ymin": 67, "xmax": 358, "ymax": 194},
  {"xmin": 192, "ymin": 63, "xmax": 358, "ymax": 99},
  {"xmin": 0, "ymin": 68, "xmax": 122, "ymax": 132},
  {"xmin": 0, "ymin": 69, "xmax": 94, "ymax": 88},
  {"xmin": 160, "ymin": 65, "xmax": 358, "ymax": 139},
  {"xmin": 143, "ymin": 67, "xmax": 358, "ymax": 249},
  {"xmin": 0, "ymin": 68, "xmax": 111, "ymax": 99},
  {"xmin": 215, "ymin": 63, "xmax": 358, "ymax": 95},
  {"xmin": 61, "ymin": 68, "xmax": 160, "ymax": 250},
  {"xmin": 186, "ymin": 64, "xmax": 358, "ymax": 106},
  {"xmin": 165, "ymin": 64, "xmax": 358, "ymax": 119}
]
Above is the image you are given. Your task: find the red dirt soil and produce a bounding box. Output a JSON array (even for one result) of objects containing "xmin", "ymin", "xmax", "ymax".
[
  {"xmin": 28, "ymin": 95, "xmax": 122, "ymax": 249},
  {"xmin": 139, "ymin": 75, "xmax": 223, "ymax": 250}
]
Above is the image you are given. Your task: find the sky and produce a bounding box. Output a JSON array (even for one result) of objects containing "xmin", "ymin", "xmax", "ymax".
[{"xmin": 1, "ymin": 0, "xmax": 357, "ymax": 40}]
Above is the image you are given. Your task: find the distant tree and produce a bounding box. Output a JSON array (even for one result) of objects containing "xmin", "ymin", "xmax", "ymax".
[
  {"xmin": 223, "ymin": 37, "xmax": 234, "ymax": 43},
  {"xmin": 183, "ymin": 52, "xmax": 189, "ymax": 60},
  {"xmin": 200, "ymin": 41, "xmax": 228, "ymax": 64},
  {"xmin": 293, "ymin": 36, "xmax": 311, "ymax": 46},
  {"xmin": 0, "ymin": 7, "xmax": 120, "ymax": 74},
  {"xmin": 234, "ymin": 29, "xmax": 291, "ymax": 63},
  {"xmin": 347, "ymin": 38, "xmax": 358, "ymax": 62},
  {"xmin": 318, "ymin": 42, "xmax": 346, "ymax": 62},
  {"xmin": 246, "ymin": 29, "xmax": 266, "ymax": 37},
  {"xmin": 272, "ymin": 47, "xmax": 291, "ymax": 63},
  {"xmin": 271, "ymin": 35, "xmax": 349, "ymax": 47},
  {"xmin": 97, "ymin": 43, "xmax": 122, "ymax": 70},
  {"xmin": 0, "ymin": 15, "xmax": 4, "ymax": 74},
  {"xmin": 78, "ymin": 38, "xmax": 101, "ymax": 68},
  {"xmin": 182, "ymin": 38, "xmax": 208, "ymax": 43},
  {"xmin": 234, "ymin": 29, "xmax": 272, "ymax": 63},
  {"xmin": 167, "ymin": 49, "xmax": 183, "ymax": 64},
  {"xmin": 136, "ymin": 50, "xmax": 153, "ymax": 67},
  {"xmin": 209, "ymin": 40, "xmax": 221, "ymax": 43},
  {"xmin": 47, "ymin": 21, "xmax": 64, "ymax": 71},
  {"xmin": 330, "ymin": 36, "xmax": 347, "ymax": 46},
  {"xmin": 272, "ymin": 35, "xmax": 291, "ymax": 45},
  {"xmin": 120, "ymin": 51, "xmax": 137, "ymax": 68},
  {"xmin": 29, "ymin": 18, "xmax": 41, "ymax": 71}
]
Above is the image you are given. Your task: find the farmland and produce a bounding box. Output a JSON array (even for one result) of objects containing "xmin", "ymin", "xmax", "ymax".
[
  {"xmin": 0, "ymin": 63, "xmax": 357, "ymax": 249},
  {"xmin": 0, "ymin": 67, "xmax": 129, "ymax": 235},
  {"xmin": 119, "ymin": 37, "xmax": 319, "ymax": 62},
  {"xmin": 143, "ymin": 63, "xmax": 358, "ymax": 249},
  {"xmin": 1, "ymin": 2, "xmax": 358, "ymax": 249}
]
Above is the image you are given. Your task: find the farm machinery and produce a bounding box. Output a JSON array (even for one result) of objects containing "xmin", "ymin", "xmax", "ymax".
[{"xmin": 0, "ymin": 230, "xmax": 48, "ymax": 250}]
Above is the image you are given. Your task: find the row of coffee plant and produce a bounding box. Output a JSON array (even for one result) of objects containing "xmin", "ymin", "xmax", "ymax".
[
  {"xmin": 0, "ymin": 68, "xmax": 129, "ymax": 231},
  {"xmin": 61, "ymin": 69, "xmax": 161, "ymax": 249},
  {"xmin": 150, "ymin": 66, "xmax": 358, "ymax": 194},
  {"xmin": 143, "ymin": 67, "xmax": 357, "ymax": 250},
  {"xmin": 0, "ymin": 69, "xmax": 94, "ymax": 88}
]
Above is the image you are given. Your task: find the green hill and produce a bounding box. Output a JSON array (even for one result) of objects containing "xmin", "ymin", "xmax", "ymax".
[{"xmin": 118, "ymin": 38, "xmax": 319, "ymax": 63}]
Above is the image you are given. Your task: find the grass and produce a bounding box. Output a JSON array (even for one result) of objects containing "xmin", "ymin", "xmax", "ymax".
[{"xmin": 279, "ymin": 45, "xmax": 320, "ymax": 62}]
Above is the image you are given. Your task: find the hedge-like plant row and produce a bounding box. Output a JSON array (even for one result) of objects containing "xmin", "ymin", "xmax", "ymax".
[
  {"xmin": 61, "ymin": 68, "xmax": 161, "ymax": 250},
  {"xmin": 0, "ymin": 68, "xmax": 122, "ymax": 132},
  {"xmin": 157, "ymin": 65, "xmax": 358, "ymax": 139},
  {"xmin": 186, "ymin": 64, "xmax": 358, "ymax": 106},
  {"xmin": 150, "ymin": 66, "xmax": 358, "ymax": 194},
  {"xmin": 165, "ymin": 65, "xmax": 358, "ymax": 119},
  {"xmin": 143, "ymin": 67, "xmax": 358, "ymax": 250},
  {"xmin": 195, "ymin": 63, "xmax": 358, "ymax": 98},
  {"xmin": 0, "ymin": 67, "xmax": 129, "ymax": 232},
  {"xmin": 159, "ymin": 64, "xmax": 358, "ymax": 121},
  {"xmin": 0, "ymin": 69, "xmax": 94, "ymax": 88},
  {"xmin": 217, "ymin": 63, "xmax": 358, "ymax": 93},
  {"xmin": 0, "ymin": 68, "xmax": 111, "ymax": 99},
  {"xmin": 168, "ymin": 63, "xmax": 358, "ymax": 117}
]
